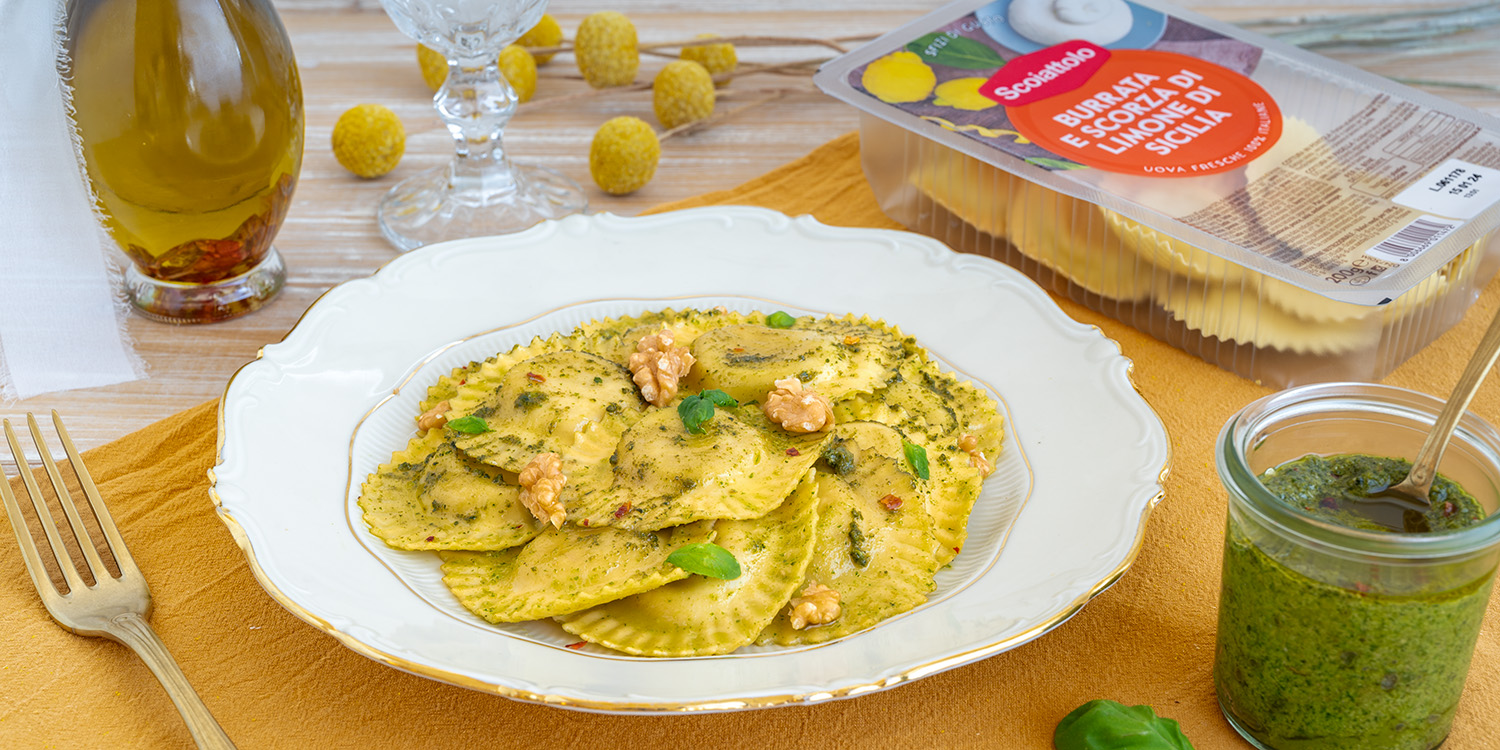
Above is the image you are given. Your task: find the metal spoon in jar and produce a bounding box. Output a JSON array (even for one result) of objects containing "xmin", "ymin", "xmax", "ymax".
[{"xmin": 1383, "ymin": 304, "xmax": 1500, "ymax": 507}]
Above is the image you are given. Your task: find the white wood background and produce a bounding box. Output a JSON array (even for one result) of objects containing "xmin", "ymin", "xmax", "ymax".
[{"xmin": 4, "ymin": 1, "xmax": 1499, "ymax": 464}]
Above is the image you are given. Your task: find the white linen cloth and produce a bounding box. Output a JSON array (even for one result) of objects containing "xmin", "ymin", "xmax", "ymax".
[{"xmin": 0, "ymin": 0, "xmax": 145, "ymax": 400}]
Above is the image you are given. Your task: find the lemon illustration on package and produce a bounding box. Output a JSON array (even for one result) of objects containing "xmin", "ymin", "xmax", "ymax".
[
  {"xmin": 932, "ymin": 78, "xmax": 998, "ymax": 111},
  {"xmin": 861, "ymin": 51, "xmax": 936, "ymax": 104}
]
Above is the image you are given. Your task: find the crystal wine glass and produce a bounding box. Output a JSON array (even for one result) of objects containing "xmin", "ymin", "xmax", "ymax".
[{"xmin": 377, "ymin": 0, "xmax": 587, "ymax": 251}]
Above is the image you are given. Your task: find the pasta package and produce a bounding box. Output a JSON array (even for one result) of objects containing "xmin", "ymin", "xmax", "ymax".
[
  {"xmin": 815, "ymin": 0, "xmax": 1500, "ymax": 388},
  {"xmin": 357, "ymin": 308, "xmax": 1005, "ymax": 656}
]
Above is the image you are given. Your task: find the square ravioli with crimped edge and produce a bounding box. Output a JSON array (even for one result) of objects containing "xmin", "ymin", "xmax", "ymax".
[{"xmin": 355, "ymin": 307, "xmax": 1005, "ymax": 656}]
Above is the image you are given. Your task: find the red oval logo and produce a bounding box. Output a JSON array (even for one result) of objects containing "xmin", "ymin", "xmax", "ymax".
[{"xmin": 980, "ymin": 41, "xmax": 1111, "ymax": 107}]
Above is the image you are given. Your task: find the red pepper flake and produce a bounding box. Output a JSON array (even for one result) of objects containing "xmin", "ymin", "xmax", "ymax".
[
  {"xmin": 786, "ymin": 448, "xmax": 800, "ymax": 456},
  {"xmin": 731, "ymin": 347, "xmax": 745, "ymax": 353},
  {"xmin": 580, "ymin": 519, "xmax": 590, "ymax": 527},
  {"xmin": 565, "ymin": 641, "xmax": 587, "ymax": 650},
  {"xmin": 1441, "ymin": 501, "xmax": 1457, "ymax": 517},
  {"xmin": 879, "ymin": 493, "xmax": 903, "ymax": 511},
  {"xmin": 458, "ymin": 379, "xmax": 466, "ymax": 385},
  {"xmin": 953, "ymin": 546, "xmax": 961, "ymax": 554},
  {"xmin": 526, "ymin": 372, "xmax": 546, "ymax": 384},
  {"xmin": 614, "ymin": 502, "xmax": 633, "ymax": 519},
  {"xmin": 426, "ymin": 536, "xmax": 435, "ymax": 542}
]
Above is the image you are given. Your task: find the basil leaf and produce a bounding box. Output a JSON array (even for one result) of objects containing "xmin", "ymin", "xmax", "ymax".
[
  {"xmin": 667, "ymin": 542, "xmax": 742, "ymax": 580},
  {"xmin": 1055, "ymin": 700, "xmax": 1195, "ymax": 750},
  {"xmin": 446, "ymin": 415, "xmax": 491, "ymax": 434},
  {"xmin": 903, "ymin": 440, "xmax": 930, "ymax": 480},
  {"xmin": 677, "ymin": 394, "xmax": 716, "ymax": 434},
  {"xmin": 765, "ymin": 311, "xmax": 796, "ymax": 329},
  {"xmin": 905, "ymin": 32, "xmax": 1005, "ymax": 70},
  {"xmin": 702, "ymin": 389, "xmax": 739, "ymax": 408},
  {"xmin": 1026, "ymin": 156, "xmax": 1088, "ymax": 171}
]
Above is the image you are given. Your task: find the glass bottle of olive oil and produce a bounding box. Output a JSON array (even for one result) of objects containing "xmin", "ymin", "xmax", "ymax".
[{"xmin": 65, "ymin": 0, "xmax": 303, "ymax": 323}]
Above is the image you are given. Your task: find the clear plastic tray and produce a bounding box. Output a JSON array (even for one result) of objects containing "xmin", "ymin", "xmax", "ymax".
[{"xmin": 816, "ymin": 0, "xmax": 1500, "ymax": 386}]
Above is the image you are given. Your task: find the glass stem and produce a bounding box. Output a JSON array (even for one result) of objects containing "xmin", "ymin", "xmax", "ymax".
[{"xmin": 436, "ymin": 57, "xmax": 520, "ymax": 204}]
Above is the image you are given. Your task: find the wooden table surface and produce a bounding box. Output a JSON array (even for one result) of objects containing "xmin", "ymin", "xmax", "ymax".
[{"xmin": 4, "ymin": 0, "xmax": 1500, "ymax": 462}]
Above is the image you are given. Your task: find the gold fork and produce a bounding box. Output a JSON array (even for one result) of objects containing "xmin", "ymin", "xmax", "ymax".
[{"xmin": 1, "ymin": 412, "xmax": 235, "ymax": 749}]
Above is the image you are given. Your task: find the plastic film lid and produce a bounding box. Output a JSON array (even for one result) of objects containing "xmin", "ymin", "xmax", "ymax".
[{"xmin": 815, "ymin": 0, "xmax": 1500, "ymax": 306}]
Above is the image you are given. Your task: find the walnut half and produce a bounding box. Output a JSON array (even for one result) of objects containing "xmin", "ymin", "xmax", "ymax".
[
  {"xmin": 788, "ymin": 582, "xmax": 841, "ymax": 630},
  {"xmin": 958, "ymin": 433, "xmax": 995, "ymax": 477},
  {"xmin": 416, "ymin": 400, "xmax": 451, "ymax": 433},
  {"xmin": 518, "ymin": 452, "xmax": 567, "ymax": 529},
  {"xmin": 762, "ymin": 377, "xmax": 835, "ymax": 433},
  {"xmin": 628, "ymin": 329, "xmax": 695, "ymax": 407}
]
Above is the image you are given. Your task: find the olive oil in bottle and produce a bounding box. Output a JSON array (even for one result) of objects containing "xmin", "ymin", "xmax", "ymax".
[{"xmin": 65, "ymin": 0, "xmax": 303, "ymax": 321}]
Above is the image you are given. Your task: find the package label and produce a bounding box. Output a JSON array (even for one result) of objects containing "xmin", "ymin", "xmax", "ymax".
[
  {"xmin": 1001, "ymin": 45, "xmax": 1281, "ymax": 176},
  {"xmin": 1392, "ymin": 159, "xmax": 1500, "ymax": 220}
]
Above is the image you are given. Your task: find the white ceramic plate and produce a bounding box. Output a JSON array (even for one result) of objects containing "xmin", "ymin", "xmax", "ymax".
[{"xmin": 212, "ymin": 207, "xmax": 1169, "ymax": 713}]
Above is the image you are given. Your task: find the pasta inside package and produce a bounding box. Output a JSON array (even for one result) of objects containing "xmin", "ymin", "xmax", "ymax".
[
  {"xmin": 815, "ymin": 0, "xmax": 1500, "ymax": 387},
  {"xmin": 357, "ymin": 308, "xmax": 1005, "ymax": 656}
]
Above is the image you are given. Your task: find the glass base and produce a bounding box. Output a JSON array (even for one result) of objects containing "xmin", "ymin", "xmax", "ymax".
[
  {"xmin": 377, "ymin": 162, "xmax": 589, "ymax": 252},
  {"xmin": 124, "ymin": 247, "xmax": 286, "ymax": 324}
]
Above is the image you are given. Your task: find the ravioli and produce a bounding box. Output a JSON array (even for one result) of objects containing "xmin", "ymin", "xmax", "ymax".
[
  {"xmin": 760, "ymin": 423, "xmax": 939, "ymax": 646},
  {"xmin": 358, "ymin": 431, "xmax": 541, "ymax": 551},
  {"xmin": 568, "ymin": 405, "xmax": 828, "ymax": 531},
  {"xmin": 360, "ymin": 307, "xmax": 1007, "ymax": 657},
  {"xmin": 576, "ymin": 307, "xmax": 746, "ymax": 367},
  {"xmin": 837, "ymin": 355, "xmax": 1004, "ymax": 464},
  {"xmin": 1006, "ymin": 182, "xmax": 1155, "ymax": 301},
  {"xmin": 557, "ymin": 470, "xmax": 820, "ymax": 656},
  {"xmin": 440, "ymin": 521, "xmax": 715, "ymax": 623},
  {"xmin": 447, "ymin": 349, "xmax": 647, "ymax": 475}
]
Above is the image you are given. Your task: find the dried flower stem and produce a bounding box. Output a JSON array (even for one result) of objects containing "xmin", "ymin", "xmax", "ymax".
[
  {"xmin": 522, "ymin": 57, "xmax": 825, "ymax": 111},
  {"xmin": 660, "ymin": 90, "xmax": 789, "ymax": 141},
  {"xmin": 526, "ymin": 32, "xmax": 876, "ymax": 58}
]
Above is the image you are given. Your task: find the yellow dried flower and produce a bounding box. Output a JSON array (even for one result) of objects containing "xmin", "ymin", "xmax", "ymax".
[
  {"xmin": 518, "ymin": 13, "xmax": 563, "ymax": 64},
  {"xmin": 417, "ymin": 44, "xmax": 447, "ymax": 92},
  {"xmin": 681, "ymin": 33, "xmax": 737, "ymax": 86},
  {"xmin": 590, "ymin": 116, "xmax": 659, "ymax": 195},
  {"xmin": 575, "ymin": 11, "xmax": 638, "ymax": 88},
  {"xmin": 860, "ymin": 51, "xmax": 936, "ymax": 104},
  {"xmin": 653, "ymin": 60, "xmax": 715, "ymax": 129},
  {"xmin": 498, "ymin": 44, "xmax": 537, "ymax": 102},
  {"xmin": 331, "ymin": 104, "xmax": 405, "ymax": 179}
]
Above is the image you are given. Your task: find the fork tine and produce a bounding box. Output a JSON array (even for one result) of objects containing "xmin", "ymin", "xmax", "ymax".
[
  {"xmin": 49, "ymin": 411, "xmax": 140, "ymax": 577},
  {"xmin": 2, "ymin": 418, "xmax": 86, "ymax": 594},
  {"xmin": 0, "ymin": 426, "xmax": 65, "ymax": 606},
  {"xmin": 28, "ymin": 413, "xmax": 115, "ymax": 583}
]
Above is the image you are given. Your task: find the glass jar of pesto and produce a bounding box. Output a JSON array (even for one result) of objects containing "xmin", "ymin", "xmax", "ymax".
[{"xmin": 1214, "ymin": 383, "xmax": 1500, "ymax": 750}]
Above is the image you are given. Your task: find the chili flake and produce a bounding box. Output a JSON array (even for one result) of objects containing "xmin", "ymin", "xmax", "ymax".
[
  {"xmin": 786, "ymin": 448, "xmax": 801, "ymax": 456},
  {"xmin": 566, "ymin": 641, "xmax": 587, "ymax": 650},
  {"xmin": 614, "ymin": 502, "xmax": 633, "ymax": 519},
  {"xmin": 879, "ymin": 493, "xmax": 903, "ymax": 511},
  {"xmin": 526, "ymin": 372, "xmax": 546, "ymax": 384}
]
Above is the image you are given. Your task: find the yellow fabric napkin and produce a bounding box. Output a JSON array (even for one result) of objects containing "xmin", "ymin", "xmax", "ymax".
[{"xmin": 3, "ymin": 132, "xmax": 1499, "ymax": 748}]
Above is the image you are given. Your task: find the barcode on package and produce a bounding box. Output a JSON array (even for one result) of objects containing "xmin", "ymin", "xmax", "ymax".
[{"xmin": 1363, "ymin": 215, "xmax": 1460, "ymax": 265}]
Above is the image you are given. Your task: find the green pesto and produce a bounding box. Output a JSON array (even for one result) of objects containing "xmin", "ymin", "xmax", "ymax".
[
  {"xmin": 1257, "ymin": 454, "xmax": 1484, "ymax": 533},
  {"xmin": 513, "ymin": 389, "xmax": 549, "ymax": 412},
  {"xmin": 821, "ymin": 439, "xmax": 857, "ymax": 476},
  {"xmin": 849, "ymin": 509, "xmax": 871, "ymax": 567},
  {"xmin": 1216, "ymin": 454, "xmax": 1493, "ymax": 750}
]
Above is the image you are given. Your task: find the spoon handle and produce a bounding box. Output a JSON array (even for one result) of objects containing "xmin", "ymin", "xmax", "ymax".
[{"xmin": 1407, "ymin": 303, "xmax": 1500, "ymax": 496}]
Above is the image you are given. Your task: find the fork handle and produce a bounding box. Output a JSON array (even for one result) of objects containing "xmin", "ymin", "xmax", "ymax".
[{"xmin": 109, "ymin": 611, "xmax": 237, "ymax": 749}]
